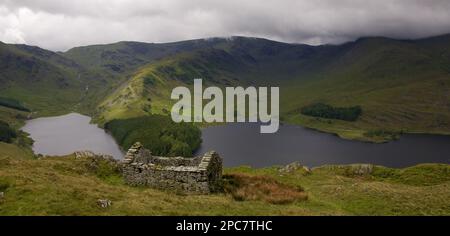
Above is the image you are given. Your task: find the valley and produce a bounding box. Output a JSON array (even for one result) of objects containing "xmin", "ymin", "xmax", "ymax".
[
  {"xmin": 3, "ymin": 35, "xmax": 450, "ymax": 143},
  {"xmin": 1, "ymin": 34, "xmax": 450, "ymax": 216}
]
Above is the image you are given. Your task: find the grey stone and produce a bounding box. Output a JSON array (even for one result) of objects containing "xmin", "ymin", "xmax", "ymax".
[
  {"xmin": 279, "ymin": 162, "xmax": 302, "ymax": 173},
  {"xmin": 122, "ymin": 142, "xmax": 223, "ymax": 194},
  {"xmin": 97, "ymin": 199, "xmax": 112, "ymax": 208},
  {"xmin": 303, "ymin": 166, "xmax": 312, "ymax": 173},
  {"xmin": 350, "ymin": 164, "xmax": 374, "ymax": 175}
]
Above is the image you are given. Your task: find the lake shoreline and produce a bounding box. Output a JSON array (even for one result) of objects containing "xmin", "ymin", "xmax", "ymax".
[{"xmin": 20, "ymin": 112, "xmax": 450, "ymax": 169}]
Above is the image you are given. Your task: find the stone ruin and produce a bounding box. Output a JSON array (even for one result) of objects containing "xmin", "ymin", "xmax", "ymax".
[{"xmin": 121, "ymin": 142, "xmax": 223, "ymax": 194}]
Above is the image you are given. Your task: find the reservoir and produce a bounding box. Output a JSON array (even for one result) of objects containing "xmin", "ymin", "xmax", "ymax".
[
  {"xmin": 195, "ymin": 123, "xmax": 450, "ymax": 168},
  {"xmin": 21, "ymin": 113, "xmax": 124, "ymax": 159},
  {"xmin": 22, "ymin": 114, "xmax": 450, "ymax": 167}
]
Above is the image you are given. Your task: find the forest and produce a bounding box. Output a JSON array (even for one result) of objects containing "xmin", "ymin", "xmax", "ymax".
[
  {"xmin": 105, "ymin": 115, "xmax": 202, "ymax": 157},
  {"xmin": 0, "ymin": 97, "xmax": 30, "ymax": 112},
  {"xmin": 0, "ymin": 121, "xmax": 17, "ymax": 143}
]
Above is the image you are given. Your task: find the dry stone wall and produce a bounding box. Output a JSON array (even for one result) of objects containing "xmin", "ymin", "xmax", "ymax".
[{"xmin": 122, "ymin": 142, "xmax": 223, "ymax": 194}]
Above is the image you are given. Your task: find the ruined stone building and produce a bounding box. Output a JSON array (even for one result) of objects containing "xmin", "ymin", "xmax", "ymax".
[{"xmin": 121, "ymin": 142, "xmax": 223, "ymax": 194}]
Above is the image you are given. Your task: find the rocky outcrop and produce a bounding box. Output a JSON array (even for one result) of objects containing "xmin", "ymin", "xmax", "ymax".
[
  {"xmin": 74, "ymin": 151, "xmax": 114, "ymax": 160},
  {"xmin": 348, "ymin": 164, "xmax": 374, "ymax": 175},
  {"xmin": 279, "ymin": 162, "xmax": 312, "ymax": 175},
  {"xmin": 122, "ymin": 142, "xmax": 223, "ymax": 194},
  {"xmin": 97, "ymin": 199, "xmax": 112, "ymax": 208},
  {"xmin": 320, "ymin": 164, "xmax": 374, "ymax": 176}
]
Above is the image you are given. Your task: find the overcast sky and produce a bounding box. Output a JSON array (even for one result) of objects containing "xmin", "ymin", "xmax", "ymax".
[{"xmin": 1, "ymin": 0, "xmax": 450, "ymax": 51}]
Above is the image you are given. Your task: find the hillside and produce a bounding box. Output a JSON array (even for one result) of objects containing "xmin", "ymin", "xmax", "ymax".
[
  {"xmin": 281, "ymin": 36, "xmax": 450, "ymax": 141},
  {"xmin": 0, "ymin": 42, "xmax": 77, "ymax": 114},
  {"xmin": 0, "ymin": 150, "xmax": 448, "ymax": 215},
  {"xmin": 91, "ymin": 37, "xmax": 340, "ymax": 123}
]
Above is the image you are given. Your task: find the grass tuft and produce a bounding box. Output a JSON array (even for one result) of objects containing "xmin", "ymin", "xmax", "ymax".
[{"xmin": 223, "ymin": 173, "xmax": 308, "ymax": 204}]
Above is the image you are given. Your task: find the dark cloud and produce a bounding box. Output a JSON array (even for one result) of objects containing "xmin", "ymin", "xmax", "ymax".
[{"xmin": 1, "ymin": 0, "xmax": 450, "ymax": 51}]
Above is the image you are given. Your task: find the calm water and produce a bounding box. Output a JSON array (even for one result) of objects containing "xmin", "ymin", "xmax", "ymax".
[
  {"xmin": 21, "ymin": 114, "xmax": 450, "ymax": 168},
  {"xmin": 195, "ymin": 123, "xmax": 450, "ymax": 168},
  {"xmin": 21, "ymin": 113, "xmax": 124, "ymax": 159}
]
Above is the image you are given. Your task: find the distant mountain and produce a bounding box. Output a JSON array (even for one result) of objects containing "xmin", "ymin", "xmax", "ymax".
[
  {"xmin": 0, "ymin": 42, "xmax": 121, "ymax": 115},
  {"xmin": 2, "ymin": 34, "xmax": 450, "ymax": 141},
  {"xmin": 0, "ymin": 42, "xmax": 84, "ymax": 115}
]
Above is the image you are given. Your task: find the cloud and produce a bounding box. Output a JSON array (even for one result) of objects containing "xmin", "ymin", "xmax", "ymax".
[{"xmin": 1, "ymin": 0, "xmax": 450, "ymax": 51}]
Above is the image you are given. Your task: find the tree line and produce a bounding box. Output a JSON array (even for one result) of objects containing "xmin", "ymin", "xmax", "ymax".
[
  {"xmin": 301, "ymin": 103, "xmax": 362, "ymax": 121},
  {"xmin": 0, "ymin": 97, "xmax": 30, "ymax": 112}
]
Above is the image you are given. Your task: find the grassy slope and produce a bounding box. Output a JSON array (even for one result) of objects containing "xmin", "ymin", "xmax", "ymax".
[
  {"xmin": 0, "ymin": 143, "xmax": 34, "ymax": 160},
  {"xmin": 64, "ymin": 39, "xmax": 224, "ymax": 123},
  {"xmin": 93, "ymin": 52, "xmax": 237, "ymax": 124},
  {"xmin": 281, "ymin": 36, "xmax": 450, "ymax": 142},
  {"xmin": 0, "ymin": 151, "xmax": 448, "ymax": 215},
  {"xmin": 92, "ymin": 38, "xmax": 315, "ymax": 124},
  {"xmin": 93, "ymin": 62, "xmax": 181, "ymax": 124}
]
